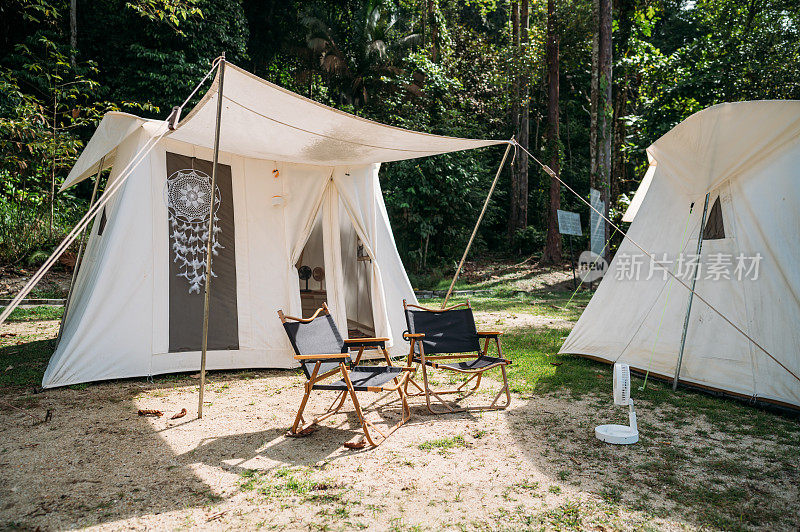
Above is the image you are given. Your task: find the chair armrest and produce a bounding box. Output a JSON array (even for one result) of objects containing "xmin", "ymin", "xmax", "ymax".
[
  {"xmin": 403, "ymin": 332, "xmax": 426, "ymax": 339},
  {"xmin": 293, "ymin": 353, "xmax": 349, "ymax": 361},
  {"xmin": 344, "ymin": 337, "xmax": 390, "ymax": 346},
  {"xmin": 477, "ymin": 331, "xmax": 503, "ymax": 338}
]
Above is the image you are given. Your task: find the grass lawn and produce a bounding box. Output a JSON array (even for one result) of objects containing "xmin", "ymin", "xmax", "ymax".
[{"xmin": 1, "ymin": 291, "xmax": 798, "ymax": 530}]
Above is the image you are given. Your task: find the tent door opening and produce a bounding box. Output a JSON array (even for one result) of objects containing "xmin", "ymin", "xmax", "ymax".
[{"xmin": 294, "ymin": 201, "xmax": 376, "ymax": 338}]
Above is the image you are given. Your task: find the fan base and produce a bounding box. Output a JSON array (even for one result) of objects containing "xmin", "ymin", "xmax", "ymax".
[{"xmin": 595, "ymin": 424, "xmax": 639, "ymax": 445}]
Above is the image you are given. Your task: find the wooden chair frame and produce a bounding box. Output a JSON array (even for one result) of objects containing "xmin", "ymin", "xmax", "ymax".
[
  {"xmin": 403, "ymin": 299, "xmax": 511, "ymax": 414},
  {"xmin": 279, "ymin": 303, "xmax": 414, "ymax": 447}
]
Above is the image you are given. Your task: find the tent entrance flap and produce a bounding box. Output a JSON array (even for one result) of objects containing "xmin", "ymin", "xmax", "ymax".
[{"xmin": 294, "ymin": 199, "xmax": 376, "ymax": 338}]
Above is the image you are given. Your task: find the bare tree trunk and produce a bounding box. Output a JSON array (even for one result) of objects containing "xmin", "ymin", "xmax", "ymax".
[
  {"xmin": 518, "ymin": 0, "xmax": 529, "ymax": 230},
  {"xmin": 612, "ymin": 83, "xmax": 626, "ymax": 201},
  {"xmin": 509, "ymin": 0, "xmax": 520, "ymax": 236},
  {"xmin": 612, "ymin": 0, "xmax": 635, "ymax": 205},
  {"xmin": 589, "ymin": 0, "xmax": 599, "ymax": 191},
  {"xmin": 598, "ymin": 0, "xmax": 612, "ymax": 255},
  {"xmin": 70, "ymin": 0, "xmax": 77, "ymax": 67},
  {"xmin": 421, "ymin": 0, "xmax": 427, "ymax": 46},
  {"xmin": 542, "ymin": 0, "xmax": 561, "ymax": 264},
  {"xmin": 428, "ymin": 0, "xmax": 439, "ymax": 62}
]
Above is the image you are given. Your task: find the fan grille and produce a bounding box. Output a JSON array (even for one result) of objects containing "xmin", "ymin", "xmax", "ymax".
[{"xmin": 613, "ymin": 363, "xmax": 631, "ymax": 405}]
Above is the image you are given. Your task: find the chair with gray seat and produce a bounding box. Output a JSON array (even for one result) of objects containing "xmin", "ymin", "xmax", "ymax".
[{"xmin": 279, "ymin": 303, "xmax": 414, "ymax": 447}]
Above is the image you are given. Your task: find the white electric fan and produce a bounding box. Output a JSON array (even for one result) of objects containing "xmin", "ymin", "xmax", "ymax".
[{"xmin": 595, "ymin": 363, "xmax": 639, "ymax": 444}]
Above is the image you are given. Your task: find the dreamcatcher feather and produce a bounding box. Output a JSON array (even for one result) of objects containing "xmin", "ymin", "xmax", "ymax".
[{"xmin": 166, "ymin": 169, "xmax": 223, "ymax": 294}]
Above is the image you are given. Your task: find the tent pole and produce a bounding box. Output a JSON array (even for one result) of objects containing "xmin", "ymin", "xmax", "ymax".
[
  {"xmin": 673, "ymin": 192, "xmax": 709, "ymax": 391},
  {"xmin": 442, "ymin": 140, "xmax": 514, "ymax": 309},
  {"xmin": 198, "ymin": 53, "xmax": 226, "ymax": 419},
  {"xmin": 56, "ymin": 156, "xmax": 105, "ymax": 346}
]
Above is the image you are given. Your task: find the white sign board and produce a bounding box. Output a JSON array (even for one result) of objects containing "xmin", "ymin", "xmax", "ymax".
[
  {"xmin": 557, "ymin": 210, "xmax": 582, "ymax": 236},
  {"xmin": 590, "ymin": 188, "xmax": 606, "ymax": 256}
]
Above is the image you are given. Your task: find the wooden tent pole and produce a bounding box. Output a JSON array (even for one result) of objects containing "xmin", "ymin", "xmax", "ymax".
[
  {"xmin": 198, "ymin": 54, "xmax": 226, "ymax": 419},
  {"xmin": 442, "ymin": 140, "xmax": 514, "ymax": 308},
  {"xmin": 673, "ymin": 192, "xmax": 709, "ymax": 391},
  {"xmin": 56, "ymin": 156, "xmax": 105, "ymax": 346}
]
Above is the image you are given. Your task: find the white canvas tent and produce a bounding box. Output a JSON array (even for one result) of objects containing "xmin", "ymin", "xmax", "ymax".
[
  {"xmin": 561, "ymin": 101, "xmax": 800, "ymax": 409},
  {"xmin": 42, "ymin": 61, "xmax": 505, "ymax": 388}
]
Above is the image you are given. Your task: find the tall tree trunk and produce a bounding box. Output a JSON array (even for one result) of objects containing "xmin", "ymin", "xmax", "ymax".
[
  {"xmin": 612, "ymin": 0, "xmax": 635, "ymax": 208},
  {"xmin": 589, "ymin": 0, "xmax": 599, "ymax": 191},
  {"xmin": 70, "ymin": 0, "xmax": 77, "ymax": 67},
  {"xmin": 421, "ymin": 0, "xmax": 427, "ymax": 46},
  {"xmin": 597, "ymin": 0, "xmax": 612, "ymax": 256},
  {"xmin": 518, "ymin": 0, "xmax": 529, "ymax": 230},
  {"xmin": 508, "ymin": 0, "xmax": 521, "ymax": 236},
  {"xmin": 612, "ymin": 83, "xmax": 626, "ymax": 201},
  {"xmin": 428, "ymin": 0, "xmax": 439, "ymax": 62},
  {"xmin": 542, "ymin": 0, "xmax": 561, "ymax": 264}
]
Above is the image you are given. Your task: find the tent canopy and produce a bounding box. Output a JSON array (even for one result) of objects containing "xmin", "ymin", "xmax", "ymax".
[
  {"xmin": 62, "ymin": 62, "xmax": 506, "ymax": 190},
  {"xmin": 44, "ymin": 61, "xmax": 511, "ymax": 388}
]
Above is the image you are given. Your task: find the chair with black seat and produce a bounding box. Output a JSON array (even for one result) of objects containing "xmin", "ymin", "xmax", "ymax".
[
  {"xmin": 278, "ymin": 303, "xmax": 414, "ymax": 447},
  {"xmin": 402, "ymin": 299, "xmax": 511, "ymax": 414}
]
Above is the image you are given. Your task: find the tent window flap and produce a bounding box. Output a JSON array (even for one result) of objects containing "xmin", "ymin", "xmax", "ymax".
[{"xmin": 702, "ymin": 196, "xmax": 725, "ymax": 240}]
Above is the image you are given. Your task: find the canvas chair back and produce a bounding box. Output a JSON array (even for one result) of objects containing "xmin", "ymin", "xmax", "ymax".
[
  {"xmin": 282, "ymin": 314, "xmax": 349, "ymax": 378},
  {"xmin": 404, "ymin": 307, "xmax": 481, "ymax": 355}
]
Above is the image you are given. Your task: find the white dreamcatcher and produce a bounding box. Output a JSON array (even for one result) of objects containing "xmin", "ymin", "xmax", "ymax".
[{"xmin": 165, "ymin": 168, "xmax": 223, "ymax": 294}]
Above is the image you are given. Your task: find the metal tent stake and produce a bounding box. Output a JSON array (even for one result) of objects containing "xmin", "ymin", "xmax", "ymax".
[
  {"xmin": 673, "ymin": 192, "xmax": 710, "ymax": 391},
  {"xmin": 199, "ymin": 54, "xmax": 226, "ymax": 419}
]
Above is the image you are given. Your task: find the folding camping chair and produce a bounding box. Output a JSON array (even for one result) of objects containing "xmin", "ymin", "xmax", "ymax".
[
  {"xmin": 402, "ymin": 299, "xmax": 511, "ymax": 414},
  {"xmin": 279, "ymin": 303, "xmax": 414, "ymax": 447}
]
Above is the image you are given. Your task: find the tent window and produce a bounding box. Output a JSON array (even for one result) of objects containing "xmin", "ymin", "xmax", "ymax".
[
  {"xmin": 702, "ymin": 197, "xmax": 725, "ymax": 240},
  {"xmin": 97, "ymin": 207, "xmax": 108, "ymax": 236}
]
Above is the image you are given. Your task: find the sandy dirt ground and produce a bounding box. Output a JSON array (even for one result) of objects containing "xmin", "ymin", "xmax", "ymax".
[
  {"xmin": 475, "ymin": 310, "xmax": 575, "ymax": 331},
  {"xmin": 0, "ymin": 372, "xmax": 664, "ymax": 531},
  {"xmin": 0, "ymin": 270, "xmax": 72, "ymax": 299},
  {"xmin": 457, "ymin": 260, "xmax": 578, "ymax": 293},
  {"xmin": 2, "ymin": 358, "xmax": 798, "ymax": 531},
  {"xmin": 1, "ymin": 307, "xmax": 798, "ymax": 530}
]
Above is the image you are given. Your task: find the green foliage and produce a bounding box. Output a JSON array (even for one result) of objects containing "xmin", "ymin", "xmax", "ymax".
[
  {"xmin": 1, "ymin": 0, "xmax": 798, "ymax": 272},
  {"xmin": 124, "ymin": 0, "xmax": 204, "ymax": 35},
  {"xmin": 0, "ymin": 2, "xmax": 112, "ymax": 264},
  {"xmin": 382, "ymin": 151, "xmax": 499, "ymax": 272},
  {"xmin": 417, "ymin": 434, "xmax": 466, "ymax": 452}
]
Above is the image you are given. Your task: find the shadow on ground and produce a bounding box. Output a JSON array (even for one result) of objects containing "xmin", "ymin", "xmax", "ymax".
[
  {"xmin": 0, "ymin": 350, "xmax": 477, "ymax": 529},
  {"xmin": 504, "ymin": 363, "xmax": 800, "ymax": 531}
]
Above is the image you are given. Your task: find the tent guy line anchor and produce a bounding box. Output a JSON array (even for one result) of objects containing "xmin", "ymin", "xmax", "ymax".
[
  {"xmin": 511, "ymin": 139, "xmax": 799, "ymax": 387},
  {"xmin": 0, "ymin": 58, "xmax": 222, "ymax": 331}
]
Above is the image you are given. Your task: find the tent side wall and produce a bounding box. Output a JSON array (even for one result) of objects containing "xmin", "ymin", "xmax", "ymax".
[
  {"xmin": 44, "ymin": 137, "xmax": 418, "ymax": 387},
  {"xmin": 560, "ymin": 121, "xmax": 800, "ymax": 408},
  {"xmin": 44, "ymin": 129, "xmax": 157, "ymax": 387}
]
